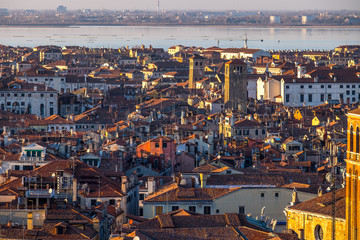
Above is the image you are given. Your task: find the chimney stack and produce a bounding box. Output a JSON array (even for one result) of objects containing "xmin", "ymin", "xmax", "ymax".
[
  {"xmin": 27, "ymin": 212, "xmax": 33, "ymax": 230},
  {"xmin": 148, "ymin": 177, "xmax": 156, "ymax": 195},
  {"xmin": 121, "ymin": 176, "xmax": 128, "ymax": 194}
]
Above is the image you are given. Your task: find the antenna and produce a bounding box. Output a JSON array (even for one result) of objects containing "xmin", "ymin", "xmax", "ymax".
[{"xmin": 244, "ymin": 34, "xmax": 248, "ymax": 49}]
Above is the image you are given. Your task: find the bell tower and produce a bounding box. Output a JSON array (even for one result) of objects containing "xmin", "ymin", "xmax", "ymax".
[
  {"xmin": 189, "ymin": 54, "xmax": 205, "ymax": 90},
  {"xmin": 224, "ymin": 59, "xmax": 247, "ymax": 112},
  {"xmin": 346, "ymin": 109, "xmax": 360, "ymax": 240}
]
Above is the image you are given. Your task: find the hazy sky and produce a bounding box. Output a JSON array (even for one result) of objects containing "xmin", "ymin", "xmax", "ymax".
[{"xmin": 1, "ymin": 0, "xmax": 359, "ymax": 11}]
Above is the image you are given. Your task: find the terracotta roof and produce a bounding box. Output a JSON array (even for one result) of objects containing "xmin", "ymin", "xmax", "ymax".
[
  {"xmin": 144, "ymin": 183, "xmax": 240, "ymax": 202},
  {"xmin": 287, "ymin": 187, "xmax": 345, "ymax": 220},
  {"xmin": 192, "ymin": 163, "xmax": 220, "ymax": 173}
]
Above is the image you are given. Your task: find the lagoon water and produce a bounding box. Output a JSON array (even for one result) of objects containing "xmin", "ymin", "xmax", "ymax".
[{"xmin": 0, "ymin": 25, "xmax": 359, "ymax": 50}]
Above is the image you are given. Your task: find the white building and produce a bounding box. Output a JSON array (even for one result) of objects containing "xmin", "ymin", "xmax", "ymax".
[
  {"xmin": 257, "ymin": 77, "xmax": 282, "ymax": 102},
  {"xmin": 302, "ymin": 15, "xmax": 313, "ymax": 25},
  {"xmin": 281, "ymin": 73, "xmax": 360, "ymax": 106},
  {"xmin": 0, "ymin": 143, "xmax": 50, "ymax": 174},
  {"xmin": 17, "ymin": 66, "xmax": 66, "ymax": 93},
  {"xmin": 255, "ymin": 66, "xmax": 360, "ymax": 107},
  {"xmin": 270, "ymin": 15, "xmax": 281, "ymax": 24},
  {"xmin": 0, "ymin": 79, "xmax": 58, "ymax": 117},
  {"xmin": 221, "ymin": 48, "xmax": 270, "ymax": 61}
]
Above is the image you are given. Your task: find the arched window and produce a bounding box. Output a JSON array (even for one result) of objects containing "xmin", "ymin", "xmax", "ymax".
[
  {"xmin": 40, "ymin": 104, "xmax": 44, "ymax": 116},
  {"xmin": 357, "ymin": 127, "xmax": 360, "ymax": 153},
  {"xmin": 314, "ymin": 225, "xmax": 323, "ymax": 240},
  {"xmin": 27, "ymin": 104, "xmax": 31, "ymax": 114},
  {"xmin": 350, "ymin": 125, "xmax": 354, "ymax": 153}
]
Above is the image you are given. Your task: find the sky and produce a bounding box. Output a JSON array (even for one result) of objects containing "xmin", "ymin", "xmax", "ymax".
[{"xmin": 1, "ymin": 0, "xmax": 360, "ymax": 11}]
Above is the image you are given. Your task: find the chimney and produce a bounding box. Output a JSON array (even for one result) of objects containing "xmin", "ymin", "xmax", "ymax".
[
  {"xmin": 3, "ymin": 126, "xmax": 9, "ymax": 146},
  {"xmin": 27, "ymin": 212, "xmax": 33, "ymax": 230},
  {"xmin": 121, "ymin": 176, "xmax": 128, "ymax": 194},
  {"xmin": 93, "ymin": 216, "xmax": 100, "ymax": 232},
  {"xmin": 290, "ymin": 188, "xmax": 300, "ymax": 206},
  {"xmin": 72, "ymin": 178, "xmax": 78, "ymax": 203},
  {"xmin": 147, "ymin": 177, "xmax": 156, "ymax": 195},
  {"xmin": 200, "ymin": 173, "xmax": 208, "ymax": 188}
]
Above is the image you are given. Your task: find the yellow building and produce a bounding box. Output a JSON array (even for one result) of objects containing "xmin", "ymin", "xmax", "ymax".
[
  {"xmin": 346, "ymin": 108, "xmax": 360, "ymax": 239},
  {"xmin": 285, "ymin": 188, "xmax": 346, "ymax": 240}
]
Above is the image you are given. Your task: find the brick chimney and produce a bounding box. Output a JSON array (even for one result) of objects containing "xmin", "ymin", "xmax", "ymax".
[
  {"xmin": 27, "ymin": 212, "xmax": 33, "ymax": 230},
  {"xmin": 121, "ymin": 176, "xmax": 128, "ymax": 194}
]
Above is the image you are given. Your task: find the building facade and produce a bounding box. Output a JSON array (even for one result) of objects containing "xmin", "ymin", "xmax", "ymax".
[{"xmin": 0, "ymin": 79, "xmax": 58, "ymax": 118}]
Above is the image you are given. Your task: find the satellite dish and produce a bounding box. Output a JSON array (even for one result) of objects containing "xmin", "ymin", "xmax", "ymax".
[{"xmin": 325, "ymin": 172, "xmax": 333, "ymax": 183}]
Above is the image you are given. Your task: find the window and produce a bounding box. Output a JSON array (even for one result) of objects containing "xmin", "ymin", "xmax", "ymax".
[
  {"xmin": 285, "ymin": 94, "xmax": 289, "ymax": 103},
  {"xmin": 320, "ymin": 85, "xmax": 324, "ymax": 88},
  {"xmin": 109, "ymin": 199, "xmax": 115, "ymax": 205},
  {"xmin": 350, "ymin": 125, "xmax": 354, "ymax": 152},
  {"xmin": 320, "ymin": 94, "xmax": 324, "ymax": 102},
  {"xmin": 340, "ymin": 94, "xmax": 344, "ymax": 100},
  {"xmin": 139, "ymin": 194, "xmax": 145, "ymax": 200},
  {"xmin": 172, "ymin": 206, "xmax": 179, "ymax": 211},
  {"xmin": 352, "ymin": 90, "xmax": 356, "ymax": 95},
  {"xmin": 155, "ymin": 206, "xmax": 163, "ymax": 215},
  {"xmin": 308, "ymin": 85, "xmax": 312, "ymax": 89},
  {"xmin": 239, "ymin": 206, "xmax": 245, "ymax": 215},
  {"xmin": 347, "ymin": 85, "xmax": 350, "ymax": 88},
  {"xmin": 347, "ymin": 90, "xmax": 350, "ymax": 95},
  {"xmin": 40, "ymin": 94, "xmax": 44, "ymax": 97},
  {"xmin": 314, "ymin": 225, "xmax": 323, "ymax": 240},
  {"xmin": 300, "ymin": 85, "xmax": 304, "ymax": 89},
  {"xmin": 162, "ymin": 142, "xmax": 167, "ymax": 148},
  {"xmin": 328, "ymin": 85, "xmax": 331, "ymax": 88},
  {"xmin": 308, "ymin": 94, "xmax": 312, "ymax": 102},
  {"xmin": 28, "ymin": 94, "xmax": 31, "ymax": 97},
  {"xmin": 353, "ymin": 98, "xmax": 356, "ymax": 102},
  {"xmin": 155, "ymin": 143, "xmax": 159, "ymax": 148},
  {"xmin": 357, "ymin": 127, "xmax": 360, "ymax": 153},
  {"xmin": 91, "ymin": 199, "xmax": 97, "ymax": 206},
  {"xmin": 300, "ymin": 94, "xmax": 304, "ymax": 102},
  {"xmin": 50, "ymin": 108, "xmax": 54, "ymax": 116},
  {"xmin": 189, "ymin": 206, "xmax": 196, "ymax": 212},
  {"xmin": 255, "ymin": 129, "xmax": 258, "ymax": 135},
  {"xmin": 328, "ymin": 94, "xmax": 331, "ymax": 100},
  {"xmin": 216, "ymin": 209, "xmax": 220, "ymax": 213},
  {"xmin": 340, "ymin": 85, "xmax": 343, "ymax": 88},
  {"xmin": 261, "ymin": 193, "xmax": 265, "ymax": 198},
  {"xmin": 275, "ymin": 192, "xmax": 279, "ymax": 197},
  {"xmin": 50, "ymin": 94, "xmax": 53, "ymax": 97},
  {"xmin": 243, "ymin": 129, "xmax": 249, "ymax": 135},
  {"xmin": 352, "ymin": 85, "xmax": 356, "ymax": 88},
  {"xmin": 286, "ymin": 86, "xmax": 290, "ymax": 89},
  {"xmin": 140, "ymin": 207, "xmax": 143, "ymax": 216},
  {"xmin": 204, "ymin": 206, "xmax": 211, "ymax": 215}
]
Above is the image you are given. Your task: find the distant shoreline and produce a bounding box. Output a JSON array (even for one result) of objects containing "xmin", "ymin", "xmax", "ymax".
[{"xmin": 1, "ymin": 23, "xmax": 360, "ymax": 28}]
